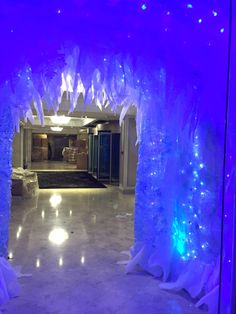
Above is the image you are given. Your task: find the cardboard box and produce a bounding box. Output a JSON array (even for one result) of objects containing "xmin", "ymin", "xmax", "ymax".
[{"xmin": 68, "ymin": 148, "xmax": 79, "ymax": 163}]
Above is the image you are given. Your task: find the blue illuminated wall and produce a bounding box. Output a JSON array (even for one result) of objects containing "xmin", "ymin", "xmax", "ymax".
[
  {"xmin": 0, "ymin": 1, "xmax": 235, "ymax": 312},
  {"xmin": 220, "ymin": 2, "xmax": 236, "ymax": 312}
]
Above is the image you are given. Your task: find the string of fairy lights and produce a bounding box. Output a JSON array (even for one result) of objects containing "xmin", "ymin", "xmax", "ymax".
[{"xmin": 173, "ymin": 133, "xmax": 210, "ymax": 261}]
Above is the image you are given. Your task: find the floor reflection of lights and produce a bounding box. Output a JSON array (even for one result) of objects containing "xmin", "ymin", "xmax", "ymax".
[
  {"xmin": 80, "ymin": 256, "xmax": 85, "ymax": 265},
  {"xmin": 49, "ymin": 194, "xmax": 62, "ymax": 208},
  {"xmin": 41, "ymin": 210, "xmax": 45, "ymax": 219},
  {"xmin": 58, "ymin": 257, "xmax": 64, "ymax": 267},
  {"xmin": 48, "ymin": 228, "xmax": 69, "ymax": 246},
  {"xmin": 16, "ymin": 225, "xmax": 23, "ymax": 239},
  {"xmin": 7, "ymin": 189, "xmax": 201, "ymax": 314},
  {"xmin": 36, "ymin": 258, "xmax": 41, "ymax": 268}
]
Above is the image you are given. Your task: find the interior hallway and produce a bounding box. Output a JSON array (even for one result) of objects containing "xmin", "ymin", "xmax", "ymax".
[{"xmin": 2, "ymin": 188, "xmax": 204, "ymax": 314}]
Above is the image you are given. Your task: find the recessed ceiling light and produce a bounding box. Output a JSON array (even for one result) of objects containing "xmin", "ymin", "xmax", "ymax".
[
  {"xmin": 51, "ymin": 126, "xmax": 63, "ymax": 132},
  {"xmin": 50, "ymin": 115, "xmax": 71, "ymax": 124}
]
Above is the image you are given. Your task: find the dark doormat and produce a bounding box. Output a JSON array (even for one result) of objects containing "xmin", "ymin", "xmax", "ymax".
[{"xmin": 36, "ymin": 171, "xmax": 107, "ymax": 189}]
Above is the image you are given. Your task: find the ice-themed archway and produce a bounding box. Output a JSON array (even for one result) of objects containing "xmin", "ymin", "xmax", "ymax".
[{"xmin": 0, "ymin": 1, "xmax": 235, "ymax": 313}]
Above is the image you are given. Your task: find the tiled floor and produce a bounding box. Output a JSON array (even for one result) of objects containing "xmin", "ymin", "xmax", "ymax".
[{"xmin": 2, "ymin": 187, "xmax": 205, "ymax": 314}]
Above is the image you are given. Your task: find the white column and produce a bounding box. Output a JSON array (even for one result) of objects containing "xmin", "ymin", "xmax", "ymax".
[
  {"xmin": 24, "ymin": 129, "xmax": 32, "ymax": 169},
  {"xmin": 12, "ymin": 125, "xmax": 24, "ymax": 168}
]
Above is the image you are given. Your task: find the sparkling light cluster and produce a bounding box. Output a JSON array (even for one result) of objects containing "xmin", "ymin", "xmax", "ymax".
[{"xmin": 173, "ymin": 133, "xmax": 212, "ymax": 262}]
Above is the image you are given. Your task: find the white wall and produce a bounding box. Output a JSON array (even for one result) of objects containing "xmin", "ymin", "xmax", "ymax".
[
  {"xmin": 12, "ymin": 126, "xmax": 24, "ymax": 168},
  {"xmin": 23, "ymin": 129, "xmax": 32, "ymax": 168}
]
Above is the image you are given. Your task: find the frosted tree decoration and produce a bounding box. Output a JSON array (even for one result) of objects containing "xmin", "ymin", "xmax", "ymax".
[
  {"xmin": 127, "ymin": 92, "xmax": 223, "ymax": 312},
  {"xmin": 0, "ymin": 105, "xmax": 14, "ymax": 258}
]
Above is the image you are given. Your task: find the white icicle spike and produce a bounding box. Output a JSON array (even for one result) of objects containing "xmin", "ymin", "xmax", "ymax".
[
  {"xmin": 33, "ymin": 94, "xmax": 44, "ymax": 126},
  {"xmin": 24, "ymin": 109, "xmax": 34, "ymax": 124},
  {"xmin": 119, "ymin": 102, "xmax": 130, "ymax": 126},
  {"xmin": 95, "ymin": 97, "xmax": 103, "ymax": 111}
]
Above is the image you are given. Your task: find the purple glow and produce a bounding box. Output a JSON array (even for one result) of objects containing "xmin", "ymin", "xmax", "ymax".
[{"xmin": 0, "ymin": 1, "xmax": 235, "ymax": 313}]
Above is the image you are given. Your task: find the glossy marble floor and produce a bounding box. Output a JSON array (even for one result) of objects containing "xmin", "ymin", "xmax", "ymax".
[
  {"xmin": 30, "ymin": 161, "xmax": 77, "ymax": 171},
  {"xmin": 2, "ymin": 188, "xmax": 205, "ymax": 314}
]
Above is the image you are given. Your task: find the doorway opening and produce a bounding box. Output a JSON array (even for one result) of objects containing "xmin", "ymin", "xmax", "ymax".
[{"xmin": 12, "ymin": 102, "xmax": 137, "ymax": 192}]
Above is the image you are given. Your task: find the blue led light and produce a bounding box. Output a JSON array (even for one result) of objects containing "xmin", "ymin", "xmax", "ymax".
[
  {"xmin": 187, "ymin": 4, "xmax": 193, "ymax": 9},
  {"xmin": 198, "ymin": 18, "xmax": 203, "ymax": 24},
  {"xmin": 172, "ymin": 218, "xmax": 187, "ymax": 256},
  {"xmin": 220, "ymin": 28, "xmax": 225, "ymax": 33},
  {"xmin": 141, "ymin": 4, "xmax": 147, "ymax": 11},
  {"xmin": 212, "ymin": 10, "xmax": 218, "ymax": 17},
  {"xmin": 193, "ymin": 171, "xmax": 199, "ymax": 177}
]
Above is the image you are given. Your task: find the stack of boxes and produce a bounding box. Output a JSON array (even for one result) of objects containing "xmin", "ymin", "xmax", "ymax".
[
  {"xmin": 68, "ymin": 147, "xmax": 79, "ymax": 164},
  {"xmin": 12, "ymin": 168, "xmax": 39, "ymax": 198},
  {"xmin": 31, "ymin": 134, "xmax": 48, "ymax": 161}
]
